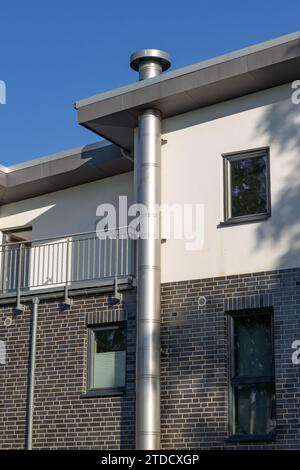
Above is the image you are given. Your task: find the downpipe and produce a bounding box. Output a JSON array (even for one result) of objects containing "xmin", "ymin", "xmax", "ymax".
[{"xmin": 26, "ymin": 296, "xmax": 40, "ymax": 450}]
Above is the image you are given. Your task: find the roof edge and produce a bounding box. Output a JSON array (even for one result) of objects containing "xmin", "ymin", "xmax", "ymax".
[
  {"xmin": 4, "ymin": 140, "xmax": 110, "ymax": 172},
  {"xmin": 0, "ymin": 140, "xmax": 133, "ymax": 205},
  {"xmin": 75, "ymin": 31, "xmax": 300, "ymax": 109}
]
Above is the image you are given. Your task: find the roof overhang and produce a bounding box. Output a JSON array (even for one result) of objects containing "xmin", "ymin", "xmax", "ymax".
[
  {"xmin": 0, "ymin": 141, "xmax": 133, "ymax": 205},
  {"xmin": 75, "ymin": 31, "xmax": 300, "ymax": 152}
]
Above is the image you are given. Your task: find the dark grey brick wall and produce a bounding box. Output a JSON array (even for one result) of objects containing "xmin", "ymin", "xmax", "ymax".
[
  {"xmin": 1, "ymin": 268, "xmax": 300, "ymax": 449},
  {"xmin": 0, "ymin": 290, "xmax": 136, "ymax": 449},
  {"xmin": 161, "ymin": 268, "xmax": 300, "ymax": 449}
]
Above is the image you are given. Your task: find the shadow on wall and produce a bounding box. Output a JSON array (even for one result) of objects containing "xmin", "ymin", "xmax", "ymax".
[
  {"xmin": 160, "ymin": 294, "xmax": 228, "ymax": 448},
  {"xmin": 161, "ymin": 78, "xmax": 300, "ymax": 273},
  {"xmin": 0, "ymin": 143, "xmax": 134, "ymax": 240},
  {"xmin": 254, "ymin": 84, "xmax": 300, "ymax": 270},
  {"xmin": 162, "ymin": 82, "xmax": 294, "ymax": 136}
]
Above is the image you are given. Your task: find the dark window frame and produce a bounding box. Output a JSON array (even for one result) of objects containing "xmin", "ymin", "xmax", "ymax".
[
  {"xmin": 222, "ymin": 147, "xmax": 271, "ymax": 225},
  {"xmin": 81, "ymin": 322, "xmax": 127, "ymax": 398},
  {"xmin": 226, "ymin": 307, "xmax": 276, "ymax": 442}
]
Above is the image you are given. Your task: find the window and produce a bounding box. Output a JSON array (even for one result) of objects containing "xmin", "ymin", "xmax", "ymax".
[
  {"xmin": 3, "ymin": 227, "xmax": 32, "ymax": 244},
  {"xmin": 2, "ymin": 227, "xmax": 32, "ymax": 291},
  {"xmin": 228, "ymin": 309, "xmax": 276, "ymax": 440},
  {"xmin": 87, "ymin": 323, "xmax": 126, "ymax": 396},
  {"xmin": 223, "ymin": 148, "xmax": 270, "ymax": 224}
]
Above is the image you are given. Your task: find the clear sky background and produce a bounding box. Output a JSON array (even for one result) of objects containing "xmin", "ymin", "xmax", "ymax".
[{"xmin": 0, "ymin": 0, "xmax": 299, "ymax": 166}]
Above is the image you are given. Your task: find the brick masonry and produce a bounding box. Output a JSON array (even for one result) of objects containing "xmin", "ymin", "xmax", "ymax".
[
  {"xmin": 161, "ymin": 268, "xmax": 300, "ymax": 449},
  {"xmin": 0, "ymin": 268, "xmax": 300, "ymax": 449},
  {"xmin": 0, "ymin": 289, "xmax": 136, "ymax": 449}
]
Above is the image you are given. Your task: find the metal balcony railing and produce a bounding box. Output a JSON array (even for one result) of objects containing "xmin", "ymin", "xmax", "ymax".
[{"xmin": 0, "ymin": 228, "xmax": 135, "ymax": 298}]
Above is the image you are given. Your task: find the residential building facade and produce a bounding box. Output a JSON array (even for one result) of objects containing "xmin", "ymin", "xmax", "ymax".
[{"xmin": 1, "ymin": 32, "xmax": 300, "ymax": 449}]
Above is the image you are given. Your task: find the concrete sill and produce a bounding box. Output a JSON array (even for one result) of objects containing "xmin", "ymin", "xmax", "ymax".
[
  {"xmin": 225, "ymin": 434, "xmax": 276, "ymax": 443},
  {"xmin": 218, "ymin": 213, "xmax": 270, "ymax": 228},
  {"xmin": 80, "ymin": 388, "xmax": 126, "ymax": 398}
]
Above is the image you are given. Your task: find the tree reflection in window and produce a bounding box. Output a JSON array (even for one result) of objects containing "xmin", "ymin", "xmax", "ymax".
[{"xmin": 229, "ymin": 309, "xmax": 275, "ymax": 437}]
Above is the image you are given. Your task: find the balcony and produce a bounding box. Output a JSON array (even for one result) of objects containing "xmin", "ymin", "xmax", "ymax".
[{"xmin": 0, "ymin": 228, "xmax": 135, "ymax": 304}]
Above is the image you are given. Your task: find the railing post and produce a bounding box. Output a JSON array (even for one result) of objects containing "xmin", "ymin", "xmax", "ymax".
[
  {"xmin": 1, "ymin": 244, "xmax": 7, "ymax": 293},
  {"xmin": 111, "ymin": 227, "xmax": 121, "ymax": 304},
  {"xmin": 62, "ymin": 237, "xmax": 72, "ymax": 308},
  {"xmin": 16, "ymin": 243, "xmax": 24, "ymax": 313}
]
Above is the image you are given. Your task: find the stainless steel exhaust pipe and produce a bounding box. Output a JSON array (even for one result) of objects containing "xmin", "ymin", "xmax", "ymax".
[{"xmin": 130, "ymin": 49, "xmax": 171, "ymax": 450}]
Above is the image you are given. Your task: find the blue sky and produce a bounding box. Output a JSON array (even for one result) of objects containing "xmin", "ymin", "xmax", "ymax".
[{"xmin": 0, "ymin": 0, "xmax": 299, "ymax": 166}]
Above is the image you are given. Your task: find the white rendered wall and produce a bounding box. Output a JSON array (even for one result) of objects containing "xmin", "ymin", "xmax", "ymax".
[
  {"xmin": 0, "ymin": 172, "xmax": 133, "ymax": 239},
  {"xmin": 1, "ymin": 83, "xmax": 299, "ymax": 286},
  {"xmin": 0, "ymin": 172, "xmax": 133, "ymax": 289},
  {"xmin": 161, "ymin": 83, "xmax": 300, "ymax": 283}
]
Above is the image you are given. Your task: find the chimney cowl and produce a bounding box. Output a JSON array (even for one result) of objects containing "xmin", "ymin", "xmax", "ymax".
[{"xmin": 130, "ymin": 49, "xmax": 171, "ymax": 80}]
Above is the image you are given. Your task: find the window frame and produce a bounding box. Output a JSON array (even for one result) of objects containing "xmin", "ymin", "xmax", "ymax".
[
  {"xmin": 222, "ymin": 147, "xmax": 271, "ymax": 225},
  {"xmin": 227, "ymin": 308, "xmax": 276, "ymax": 442},
  {"xmin": 1, "ymin": 227, "xmax": 32, "ymax": 291},
  {"xmin": 2, "ymin": 226, "xmax": 32, "ymax": 244},
  {"xmin": 83, "ymin": 322, "xmax": 127, "ymax": 398}
]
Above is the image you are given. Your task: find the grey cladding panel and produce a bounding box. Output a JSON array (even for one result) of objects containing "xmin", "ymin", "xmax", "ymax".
[{"xmin": 0, "ymin": 142, "xmax": 133, "ymax": 204}]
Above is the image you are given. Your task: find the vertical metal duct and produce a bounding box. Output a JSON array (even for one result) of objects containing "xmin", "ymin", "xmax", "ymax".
[
  {"xmin": 130, "ymin": 50, "xmax": 171, "ymax": 450},
  {"xmin": 27, "ymin": 297, "xmax": 40, "ymax": 450}
]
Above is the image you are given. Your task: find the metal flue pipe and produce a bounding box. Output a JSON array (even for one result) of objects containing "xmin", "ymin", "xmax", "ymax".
[{"xmin": 130, "ymin": 49, "xmax": 171, "ymax": 450}]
